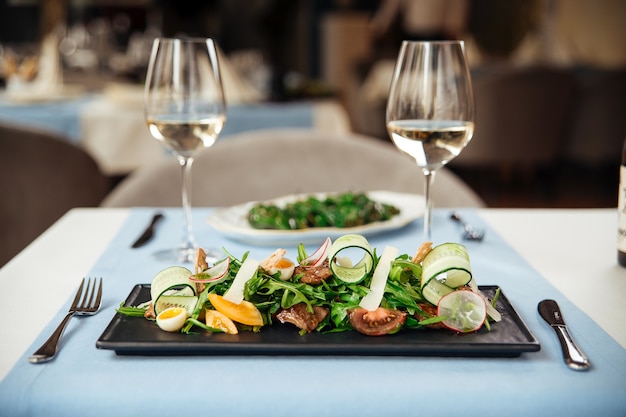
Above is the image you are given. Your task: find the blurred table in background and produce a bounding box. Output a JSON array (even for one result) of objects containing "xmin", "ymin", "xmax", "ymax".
[{"xmin": 0, "ymin": 85, "xmax": 351, "ymax": 176}]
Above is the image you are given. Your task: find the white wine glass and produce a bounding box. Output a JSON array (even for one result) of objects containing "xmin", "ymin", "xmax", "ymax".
[
  {"xmin": 145, "ymin": 37, "xmax": 226, "ymax": 263},
  {"xmin": 386, "ymin": 41, "xmax": 475, "ymax": 241}
]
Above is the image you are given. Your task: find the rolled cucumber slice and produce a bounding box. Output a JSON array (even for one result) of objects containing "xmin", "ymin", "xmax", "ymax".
[
  {"xmin": 150, "ymin": 266, "xmax": 196, "ymax": 315},
  {"xmin": 154, "ymin": 295, "xmax": 198, "ymax": 316},
  {"xmin": 328, "ymin": 234, "xmax": 374, "ymax": 283},
  {"xmin": 421, "ymin": 243, "xmax": 472, "ymax": 289},
  {"xmin": 150, "ymin": 266, "xmax": 195, "ymax": 300},
  {"xmin": 422, "ymin": 278, "xmax": 455, "ymax": 306}
]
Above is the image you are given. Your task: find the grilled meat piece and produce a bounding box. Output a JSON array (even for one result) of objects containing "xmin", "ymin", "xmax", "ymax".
[
  {"xmin": 294, "ymin": 259, "xmax": 333, "ymax": 285},
  {"xmin": 194, "ymin": 248, "xmax": 209, "ymax": 294},
  {"xmin": 276, "ymin": 303, "xmax": 329, "ymax": 333},
  {"xmin": 144, "ymin": 302, "xmax": 156, "ymax": 319},
  {"xmin": 415, "ymin": 303, "xmax": 445, "ymax": 329}
]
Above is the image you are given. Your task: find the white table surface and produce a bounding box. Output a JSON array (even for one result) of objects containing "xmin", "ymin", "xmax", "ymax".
[{"xmin": 0, "ymin": 207, "xmax": 623, "ymax": 382}]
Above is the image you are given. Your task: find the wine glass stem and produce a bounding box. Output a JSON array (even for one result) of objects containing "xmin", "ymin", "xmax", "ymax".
[
  {"xmin": 179, "ymin": 156, "xmax": 196, "ymax": 251},
  {"xmin": 423, "ymin": 169, "xmax": 435, "ymax": 242}
]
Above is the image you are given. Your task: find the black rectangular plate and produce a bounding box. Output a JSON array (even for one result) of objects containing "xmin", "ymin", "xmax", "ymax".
[{"xmin": 96, "ymin": 285, "xmax": 540, "ymax": 357}]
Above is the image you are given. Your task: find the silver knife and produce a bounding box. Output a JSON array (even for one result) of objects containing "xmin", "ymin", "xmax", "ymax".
[
  {"xmin": 131, "ymin": 213, "xmax": 164, "ymax": 248},
  {"xmin": 538, "ymin": 299, "xmax": 590, "ymax": 371}
]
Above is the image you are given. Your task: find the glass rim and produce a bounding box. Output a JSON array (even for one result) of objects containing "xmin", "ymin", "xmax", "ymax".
[
  {"xmin": 401, "ymin": 40, "xmax": 464, "ymax": 46},
  {"xmin": 154, "ymin": 37, "xmax": 217, "ymax": 44}
]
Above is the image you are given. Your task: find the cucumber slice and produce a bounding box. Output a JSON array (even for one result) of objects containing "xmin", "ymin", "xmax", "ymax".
[
  {"xmin": 328, "ymin": 234, "xmax": 374, "ymax": 283},
  {"xmin": 421, "ymin": 243, "xmax": 472, "ymax": 289},
  {"xmin": 359, "ymin": 245, "xmax": 398, "ymax": 311},
  {"xmin": 437, "ymin": 290, "xmax": 487, "ymax": 333},
  {"xmin": 150, "ymin": 266, "xmax": 195, "ymax": 302},
  {"xmin": 422, "ymin": 278, "xmax": 455, "ymax": 306},
  {"xmin": 154, "ymin": 295, "xmax": 198, "ymax": 316},
  {"xmin": 150, "ymin": 266, "xmax": 196, "ymax": 315}
]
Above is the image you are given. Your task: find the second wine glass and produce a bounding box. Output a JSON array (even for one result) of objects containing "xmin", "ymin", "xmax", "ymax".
[
  {"xmin": 386, "ymin": 40, "xmax": 475, "ymax": 242},
  {"xmin": 145, "ymin": 37, "xmax": 226, "ymax": 263}
]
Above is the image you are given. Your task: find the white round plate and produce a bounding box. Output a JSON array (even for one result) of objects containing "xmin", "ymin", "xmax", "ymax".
[{"xmin": 206, "ymin": 191, "xmax": 425, "ymax": 246}]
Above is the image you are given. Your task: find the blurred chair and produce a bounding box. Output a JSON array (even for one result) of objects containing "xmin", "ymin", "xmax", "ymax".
[
  {"xmin": 450, "ymin": 65, "xmax": 577, "ymax": 170},
  {"xmin": 0, "ymin": 123, "xmax": 110, "ymax": 266},
  {"xmin": 565, "ymin": 68, "xmax": 626, "ymax": 167},
  {"xmin": 101, "ymin": 128, "xmax": 485, "ymax": 208}
]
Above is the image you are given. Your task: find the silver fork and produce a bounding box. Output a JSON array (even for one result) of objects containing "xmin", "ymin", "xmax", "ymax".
[
  {"xmin": 29, "ymin": 277, "xmax": 102, "ymax": 363},
  {"xmin": 450, "ymin": 212, "xmax": 486, "ymax": 241}
]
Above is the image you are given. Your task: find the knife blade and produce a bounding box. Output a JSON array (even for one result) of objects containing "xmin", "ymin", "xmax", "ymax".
[
  {"xmin": 131, "ymin": 213, "xmax": 164, "ymax": 248},
  {"xmin": 538, "ymin": 299, "xmax": 590, "ymax": 371}
]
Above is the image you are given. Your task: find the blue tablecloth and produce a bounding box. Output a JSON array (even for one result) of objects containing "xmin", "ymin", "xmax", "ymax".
[
  {"xmin": 221, "ymin": 103, "xmax": 312, "ymax": 137},
  {"xmin": 0, "ymin": 95, "xmax": 93, "ymax": 143},
  {"xmin": 1, "ymin": 208, "xmax": 624, "ymax": 416},
  {"xmin": 0, "ymin": 95, "xmax": 313, "ymax": 142}
]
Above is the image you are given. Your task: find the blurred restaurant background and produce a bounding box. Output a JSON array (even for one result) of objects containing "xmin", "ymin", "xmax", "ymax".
[{"xmin": 0, "ymin": 0, "xmax": 625, "ymax": 264}]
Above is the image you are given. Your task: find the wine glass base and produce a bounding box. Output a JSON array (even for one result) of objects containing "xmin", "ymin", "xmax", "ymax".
[{"xmin": 152, "ymin": 246, "xmax": 224, "ymax": 265}]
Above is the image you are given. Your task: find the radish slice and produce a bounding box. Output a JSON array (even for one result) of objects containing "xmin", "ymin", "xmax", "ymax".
[
  {"xmin": 190, "ymin": 257, "xmax": 230, "ymax": 283},
  {"xmin": 359, "ymin": 245, "xmax": 398, "ymax": 311},
  {"xmin": 437, "ymin": 290, "xmax": 487, "ymax": 333},
  {"xmin": 223, "ymin": 257, "xmax": 259, "ymax": 304},
  {"xmin": 301, "ymin": 237, "xmax": 332, "ymax": 267}
]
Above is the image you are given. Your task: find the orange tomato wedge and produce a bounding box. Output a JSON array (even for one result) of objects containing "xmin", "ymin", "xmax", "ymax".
[
  {"xmin": 205, "ymin": 309, "xmax": 238, "ymax": 334},
  {"xmin": 208, "ymin": 293, "xmax": 264, "ymax": 327}
]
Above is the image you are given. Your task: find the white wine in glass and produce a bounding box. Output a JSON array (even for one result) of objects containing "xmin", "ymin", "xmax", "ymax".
[
  {"xmin": 386, "ymin": 41, "xmax": 475, "ymax": 241},
  {"xmin": 145, "ymin": 37, "xmax": 226, "ymax": 263}
]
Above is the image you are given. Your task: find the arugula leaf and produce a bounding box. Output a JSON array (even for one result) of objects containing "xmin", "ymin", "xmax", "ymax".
[
  {"xmin": 116, "ymin": 302, "xmax": 148, "ymax": 317},
  {"xmin": 184, "ymin": 317, "xmax": 224, "ymax": 333}
]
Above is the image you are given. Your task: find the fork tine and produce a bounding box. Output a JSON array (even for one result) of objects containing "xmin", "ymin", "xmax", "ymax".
[
  {"xmin": 77, "ymin": 278, "xmax": 89, "ymax": 309},
  {"xmin": 70, "ymin": 278, "xmax": 85, "ymax": 310},
  {"xmin": 93, "ymin": 278, "xmax": 103, "ymax": 310},
  {"xmin": 85, "ymin": 278, "xmax": 95, "ymax": 309}
]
